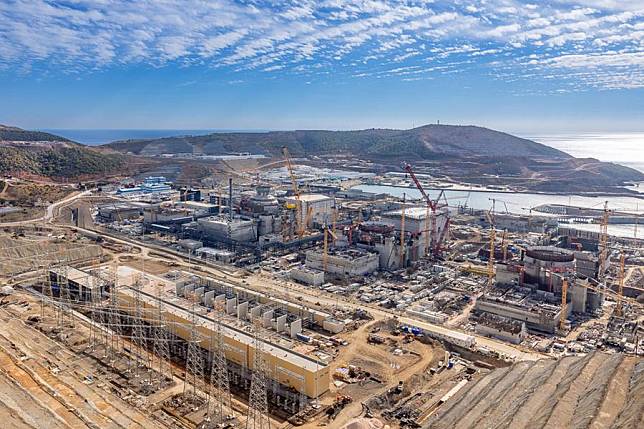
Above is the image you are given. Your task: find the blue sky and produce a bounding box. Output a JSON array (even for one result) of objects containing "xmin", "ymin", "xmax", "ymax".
[{"xmin": 0, "ymin": 0, "xmax": 643, "ymax": 133}]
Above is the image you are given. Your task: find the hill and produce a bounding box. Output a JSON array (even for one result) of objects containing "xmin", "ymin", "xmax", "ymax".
[
  {"xmin": 103, "ymin": 124, "xmax": 644, "ymax": 191},
  {"xmin": 104, "ymin": 124, "xmax": 571, "ymax": 159},
  {"xmin": 0, "ymin": 125, "xmax": 125, "ymax": 179},
  {"xmin": 0, "ymin": 124, "xmax": 74, "ymax": 144}
]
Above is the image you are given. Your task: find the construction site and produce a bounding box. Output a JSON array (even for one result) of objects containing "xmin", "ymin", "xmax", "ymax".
[{"xmin": 0, "ymin": 149, "xmax": 643, "ymax": 429}]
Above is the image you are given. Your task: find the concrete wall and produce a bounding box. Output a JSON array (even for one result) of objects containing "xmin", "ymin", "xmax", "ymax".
[
  {"xmin": 290, "ymin": 267, "xmax": 325, "ymax": 286},
  {"xmin": 197, "ymin": 216, "xmax": 257, "ymax": 242},
  {"xmin": 305, "ymin": 250, "xmax": 379, "ymax": 276},
  {"xmin": 475, "ymin": 322, "xmax": 526, "ymax": 344},
  {"xmin": 475, "ymin": 299, "xmax": 562, "ymax": 334}
]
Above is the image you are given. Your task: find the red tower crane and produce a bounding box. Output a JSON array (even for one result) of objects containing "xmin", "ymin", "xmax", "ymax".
[{"xmin": 403, "ymin": 163, "xmax": 450, "ymax": 258}]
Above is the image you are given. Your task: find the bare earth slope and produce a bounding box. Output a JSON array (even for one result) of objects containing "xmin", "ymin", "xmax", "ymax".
[{"xmin": 424, "ymin": 351, "xmax": 643, "ymax": 429}]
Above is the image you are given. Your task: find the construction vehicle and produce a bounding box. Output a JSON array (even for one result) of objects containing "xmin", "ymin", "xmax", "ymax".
[
  {"xmin": 367, "ymin": 333, "xmax": 386, "ymax": 344},
  {"xmin": 326, "ymin": 395, "xmax": 353, "ymax": 420}
]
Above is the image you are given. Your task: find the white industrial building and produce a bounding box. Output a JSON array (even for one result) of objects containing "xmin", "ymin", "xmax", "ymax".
[
  {"xmin": 286, "ymin": 194, "xmax": 333, "ymax": 228},
  {"xmin": 381, "ymin": 206, "xmax": 449, "ymax": 258},
  {"xmin": 197, "ymin": 215, "xmax": 257, "ymax": 242}
]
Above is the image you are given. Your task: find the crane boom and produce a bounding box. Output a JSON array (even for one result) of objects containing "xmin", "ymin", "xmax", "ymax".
[
  {"xmin": 400, "ymin": 193, "xmax": 406, "ymax": 268},
  {"xmin": 282, "ymin": 147, "xmax": 304, "ymax": 236},
  {"xmin": 403, "ymin": 163, "xmax": 449, "ymax": 257},
  {"xmin": 404, "ymin": 163, "xmax": 436, "ymax": 210},
  {"xmin": 560, "ymin": 279, "xmax": 568, "ymax": 330}
]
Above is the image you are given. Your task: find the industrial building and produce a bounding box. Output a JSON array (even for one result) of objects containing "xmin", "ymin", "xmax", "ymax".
[
  {"xmin": 381, "ymin": 206, "xmax": 449, "ymax": 259},
  {"xmin": 523, "ymin": 246, "xmax": 576, "ymax": 292},
  {"xmin": 48, "ymin": 266, "xmax": 106, "ymax": 301},
  {"xmin": 484, "ymin": 245, "xmax": 605, "ymax": 332},
  {"xmin": 96, "ymin": 201, "xmax": 150, "ymax": 221},
  {"xmin": 117, "ymin": 176, "xmax": 172, "ymax": 195},
  {"xmin": 305, "ymin": 248, "xmax": 379, "ymax": 277},
  {"xmin": 197, "ymin": 215, "xmax": 257, "ymax": 243},
  {"xmin": 290, "ymin": 266, "xmax": 325, "ymax": 286},
  {"xmin": 473, "ymin": 313, "xmax": 527, "ymax": 344},
  {"xmin": 474, "ymin": 286, "xmax": 567, "ymax": 334},
  {"xmin": 115, "ymin": 266, "xmax": 330, "ymax": 407},
  {"xmin": 143, "ymin": 205, "xmax": 193, "ymax": 227},
  {"xmin": 286, "ymin": 194, "xmax": 333, "ymax": 228},
  {"xmin": 194, "ymin": 247, "xmax": 235, "ymax": 264},
  {"xmin": 479, "ymin": 212, "xmax": 552, "ymax": 233},
  {"xmin": 244, "ymin": 185, "xmax": 280, "ymax": 215},
  {"xmin": 178, "ymin": 200, "xmax": 218, "ymax": 216},
  {"xmin": 179, "ymin": 187, "xmax": 201, "ymax": 201}
]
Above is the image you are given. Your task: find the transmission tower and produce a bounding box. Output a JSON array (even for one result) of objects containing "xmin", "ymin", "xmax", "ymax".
[
  {"xmin": 108, "ymin": 267, "xmax": 123, "ymax": 363},
  {"xmin": 41, "ymin": 263, "xmax": 54, "ymax": 319},
  {"xmin": 88, "ymin": 294, "xmax": 97, "ymax": 352},
  {"xmin": 246, "ymin": 322, "xmax": 271, "ymax": 429},
  {"xmin": 153, "ymin": 284, "xmax": 172, "ymax": 383},
  {"xmin": 132, "ymin": 275, "xmax": 150, "ymax": 377},
  {"xmin": 58, "ymin": 262, "xmax": 73, "ymax": 327},
  {"xmin": 209, "ymin": 303, "xmax": 231, "ymax": 424},
  {"xmin": 96, "ymin": 300, "xmax": 110, "ymax": 358},
  {"xmin": 185, "ymin": 297, "xmax": 204, "ymax": 396}
]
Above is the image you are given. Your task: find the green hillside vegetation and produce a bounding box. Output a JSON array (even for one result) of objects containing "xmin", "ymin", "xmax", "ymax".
[
  {"xmin": 0, "ymin": 125, "xmax": 125, "ymax": 178},
  {"xmin": 0, "ymin": 125, "xmax": 74, "ymax": 143},
  {"xmin": 0, "ymin": 146, "xmax": 124, "ymax": 177}
]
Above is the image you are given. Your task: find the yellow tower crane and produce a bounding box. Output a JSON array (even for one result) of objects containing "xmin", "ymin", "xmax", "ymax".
[
  {"xmin": 331, "ymin": 200, "xmax": 337, "ymax": 247},
  {"xmin": 282, "ymin": 146, "xmax": 305, "ymax": 237},
  {"xmin": 501, "ymin": 229, "xmax": 508, "ymax": 262},
  {"xmin": 616, "ymin": 251, "xmax": 625, "ymax": 317},
  {"xmin": 560, "ymin": 278, "xmax": 568, "ymax": 330},
  {"xmin": 486, "ymin": 199, "xmax": 497, "ymax": 290},
  {"xmin": 323, "ymin": 224, "xmax": 337, "ymax": 273}
]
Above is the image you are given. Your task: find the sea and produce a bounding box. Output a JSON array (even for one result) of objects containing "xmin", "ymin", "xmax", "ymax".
[
  {"xmin": 41, "ymin": 129, "xmax": 260, "ymax": 146},
  {"xmin": 529, "ymin": 133, "xmax": 644, "ymax": 174}
]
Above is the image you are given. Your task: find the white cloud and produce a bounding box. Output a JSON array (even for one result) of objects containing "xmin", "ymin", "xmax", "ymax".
[{"xmin": 0, "ymin": 0, "xmax": 641, "ymax": 91}]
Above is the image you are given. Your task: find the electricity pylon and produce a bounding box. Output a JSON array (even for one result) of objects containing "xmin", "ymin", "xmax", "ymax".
[
  {"xmin": 153, "ymin": 284, "xmax": 172, "ymax": 383},
  {"xmin": 185, "ymin": 297, "xmax": 204, "ymax": 396},
  {"xmin": 209, "ymin": 302, "xmax": 231, "ymax": 424},
  {"xmin": 246, "ymin": 321, "xmax": 270, "ymax": 429}
]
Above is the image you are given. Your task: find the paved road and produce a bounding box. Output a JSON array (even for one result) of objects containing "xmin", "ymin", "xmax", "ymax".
[{"xmin": 0, "ymin": 190, "xmax": 90, "ymax": 227}]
